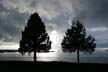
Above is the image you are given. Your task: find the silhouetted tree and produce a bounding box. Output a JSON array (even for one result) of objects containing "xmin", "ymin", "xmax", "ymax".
[
  {"xmin": 18, "ymin": 13, "xmax": 52, "ymax": 62},
  {"xmin": 61, "ymin": 20, "xmax": 96, "ymax": 63}
]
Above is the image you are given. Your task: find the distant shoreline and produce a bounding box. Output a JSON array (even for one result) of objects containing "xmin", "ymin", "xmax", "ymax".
[
  {"xmin": 0, "ymin": 50, "xmax": 54, "ymax": 53},
  {"xmin": 0, "ymin": 50, "xmax": 18, "ymax": 53}
]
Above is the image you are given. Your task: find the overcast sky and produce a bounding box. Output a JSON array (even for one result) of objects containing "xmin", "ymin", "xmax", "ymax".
[{"xmin": 0, "ymin": 0, "xmax": 108, "ymax": 50}]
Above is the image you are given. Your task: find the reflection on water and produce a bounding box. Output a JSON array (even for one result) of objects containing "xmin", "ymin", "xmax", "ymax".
[{"xmin": 0, "ymin": 48, "xmax": 108, "ymax": 64}]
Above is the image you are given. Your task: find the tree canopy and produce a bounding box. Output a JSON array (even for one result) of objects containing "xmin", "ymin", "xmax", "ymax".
[
  {"xmin": 61, "ymin": 20, "xmax": 96, "ymax": 54},
  {"xmin": 18, "ymin": 13, "xmax": 52, "ymax": 55}
]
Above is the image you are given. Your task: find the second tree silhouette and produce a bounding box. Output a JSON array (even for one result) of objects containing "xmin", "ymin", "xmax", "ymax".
[
  {"xmin": 61, "ymin": 20, "xmax": 96, "ymax": 63},
  {"xmin": 18, "ymin": 13, "xmax": 52, "ymax": 62}
]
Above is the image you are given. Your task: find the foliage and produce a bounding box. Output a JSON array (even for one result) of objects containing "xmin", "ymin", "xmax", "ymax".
[
  {"xmin": 18, "ymin": 13, "xmax": 52, "ymax": 55},
  {"xmin": 61, "ymin": 20, "xmax": 96, "ymax": 54}
]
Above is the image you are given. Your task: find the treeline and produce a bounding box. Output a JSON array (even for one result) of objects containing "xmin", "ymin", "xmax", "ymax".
[{"xmin": 17, "ymin": 12, "xmax": 96, "ymax": 63}]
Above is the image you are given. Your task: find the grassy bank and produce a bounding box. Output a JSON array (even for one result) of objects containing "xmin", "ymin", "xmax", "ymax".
[{"xmin": 0, "ymin": 61, "xmax": 108, "ymax": 71}]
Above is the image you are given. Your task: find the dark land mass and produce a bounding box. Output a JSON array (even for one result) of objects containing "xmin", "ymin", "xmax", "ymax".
[
  {"xmin": 0, "ymin": 50, "xmax": 54, "ymax": 53},
  {"xmin": 0, "ymin": 61, "xmax": 108, "ymax": 71},
  {"xmin": 0, "ymin": 50, "xmax": 18, "ymax": 53}
]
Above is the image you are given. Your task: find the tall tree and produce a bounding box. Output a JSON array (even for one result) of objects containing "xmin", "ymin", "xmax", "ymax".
[
  {"xmin": 18, "ymin": 13, "xmax": 52, "ymax": 62},
  {"xmin": 61, "ymin": 20, "xmax": 96, "ymax": 63}
]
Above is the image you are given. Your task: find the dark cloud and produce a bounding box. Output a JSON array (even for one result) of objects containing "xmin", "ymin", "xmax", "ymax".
[
  {"xmin": 71, "ymin": 0, "xmax": 108, "ymax": 48},
  {"xmin": 0, "ymin": 0, "xmax": 108, "ymax": 48},
  {"xmin": 0, "ymin": 3, "xmax": 29, "ymax": 44},
  {"xmin": 73, "ymin": 0, "xmax": 108, "ymax": 27},
  {"xmin": 42, "ymin": 14, "xmax": 71, "ymax": 33}
]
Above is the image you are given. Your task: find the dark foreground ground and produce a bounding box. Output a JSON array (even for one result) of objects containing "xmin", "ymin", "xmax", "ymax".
[{"xmin": 0, "ymin": 61, "xmax": 108, "ymax": 72}]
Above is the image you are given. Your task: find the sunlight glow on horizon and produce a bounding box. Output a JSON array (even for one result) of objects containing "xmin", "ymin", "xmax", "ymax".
[{"xmin": 0, "ymin": 30, "xmax": 62, "ymax": 51}]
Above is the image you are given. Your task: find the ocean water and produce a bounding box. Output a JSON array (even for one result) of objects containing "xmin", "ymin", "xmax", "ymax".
[{"xmin": 0, "ymin": 48, "xmax": 108, "ymax": 64}]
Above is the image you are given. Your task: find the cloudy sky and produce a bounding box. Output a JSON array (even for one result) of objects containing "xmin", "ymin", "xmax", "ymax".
[{"xmin": 0, "ymin": 0, "xmax": 108, "ymax": 50}]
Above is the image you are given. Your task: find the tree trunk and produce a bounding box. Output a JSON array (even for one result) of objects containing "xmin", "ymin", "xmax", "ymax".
[
  {"xmin": 34, "ymin": 50, "xmax": 36, "ymax": 62},
  {"xmin": 77, "ymin": 49, "xmax": 79, "ymax": 64}
]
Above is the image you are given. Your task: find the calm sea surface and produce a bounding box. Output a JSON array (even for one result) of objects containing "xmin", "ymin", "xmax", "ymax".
[{"xmin": 0, "ymin": 48, "xmax": 108, "ymax": 64}]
